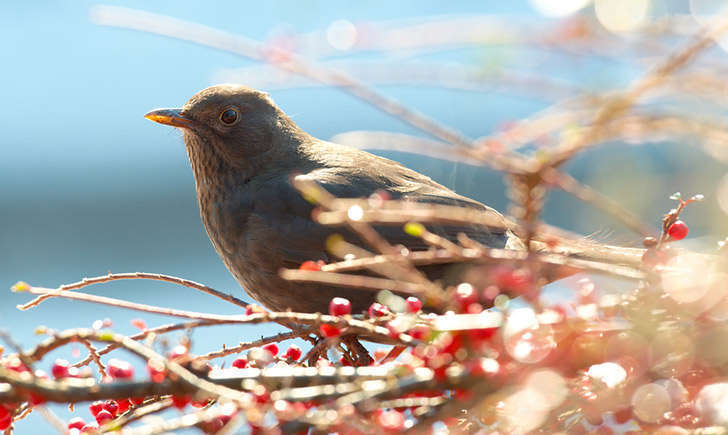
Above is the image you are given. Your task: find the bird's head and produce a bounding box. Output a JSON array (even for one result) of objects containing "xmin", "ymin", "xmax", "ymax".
[{"xmin": 145, "ymin": 84, "xmax": 303, "ymax": 174}]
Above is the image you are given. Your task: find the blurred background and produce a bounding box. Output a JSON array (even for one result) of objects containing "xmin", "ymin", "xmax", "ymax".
[{"xmin": 3, "ymin": 0, "xmax": 728, "ymax": 431}]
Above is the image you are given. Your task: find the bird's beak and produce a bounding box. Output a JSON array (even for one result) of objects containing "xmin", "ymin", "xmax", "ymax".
[{"xmin": 144, "ymin": 108, "xmax": 195, "ymax": 129}]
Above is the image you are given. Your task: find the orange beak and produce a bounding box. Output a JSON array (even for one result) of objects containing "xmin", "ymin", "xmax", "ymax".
[{"xmin": 144, "ymin": 108, "xmax": 196, "ymax": 129}]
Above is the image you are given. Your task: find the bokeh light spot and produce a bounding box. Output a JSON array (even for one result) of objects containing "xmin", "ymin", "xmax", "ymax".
[
  {"xmin": 504, "ymin": 309, "xmax": 555, "ymax": 363},
  {"xmin": 660, "ymin": 253, "xmax": 712, "ymax": 304},
  {"xmin": 347, "ymin": 204, "xmax": 364, "ymax": 221},
  {"xmin": 595, "ymin": 0, "xmax": 650, "ymax": 33},
  {"xmin": 631, "ymin": 383, "xmax": 671, "ymax": 423},
  {"xmin": 696, "ymin": 383, "xmax": 728, "ymax": 426},
  {"xmin": 526, "ymin": 369, "xmax": 567, "ymax": 406},
  {"xmin": 529, "ymin": 0, "xmax": 592, "ymax": 17},
  {"xmin": 503, "ymin": 388, "xmax": 550, "ymax": 432},
  {"xmin": 692, "ymin": 1, "xmax": 728, "ymax": 55},
  {"xmin": 587, "ymin": 362, "xmax": 627, "ymax": 388},
  {"xmin": 327, "ymin": 19, "xmax": 358, "ymax": 51}
]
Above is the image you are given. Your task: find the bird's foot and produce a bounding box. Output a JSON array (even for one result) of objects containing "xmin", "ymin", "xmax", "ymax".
[
  {"xmin": 305, "ymin": 336, "xmax": 331, "ymax": 366},
  {"xmin": 342, "ymin": 335, "xmax": 373, "ymax": 366}
]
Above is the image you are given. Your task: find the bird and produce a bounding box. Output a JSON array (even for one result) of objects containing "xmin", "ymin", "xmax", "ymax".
[{"xmin": 144, "ymin": 84, "xmax": 640, "ymax": 315}]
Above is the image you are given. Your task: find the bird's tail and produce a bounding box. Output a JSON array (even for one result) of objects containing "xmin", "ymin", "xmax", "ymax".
[{"xmin": 528, "ymin": 230, "xmax": 647, "ymax": 283}]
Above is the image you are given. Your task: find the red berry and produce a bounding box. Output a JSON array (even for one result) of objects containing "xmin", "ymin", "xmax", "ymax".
[
  {"xmin": 329, "ymin": 297, "xmax": 352, "ymax": 316},
  {"xmin": 95, "ymin": 410, "xmax": 113, "ymax": 425},
  {"xmin": 0, "ymin": 413, "xmax": 11, "ymax": 431},
  {"xmin": 191, "ymin": 398, "xmax": 211, "ymax": 408},
  {"xmin": 466, "ymin": 302, "xmax": 483, "ymax": 314},
  {"xmin": 29, "ymin": 370, "xmax": 48, "ymax": 405},
  {"xmin": 468, "ymin": 327, "xmax": 497, "ymax": 342},
  {"xmin": 438, "ymin": 332, "xmax": 464, "ymax": 357},
  {"xmin": 130, "ymin": 318, "xmax": 147, "ymax": 331},
  {"xmin": 171, "ymin": 395, "xmax": 190, "ymax": 409},
  {"xmin": 232, "ymin": 356, "xmax": 248, "ymax": 369},
  {"xmin": 168, "ymin": 345, "xmax": 188, "ymax": 360},
  {"xmin": 453, "ymin": 388, "xmax": 473, "ymax": 400},
  {"xmin": 147, "ymin": 359, "xmax": 166, "ymax": 383},
  {"xmin": 205, "ymin": 418, "xmax": 225, "ymax": 433},
  {"xmin": 376, "ymin": 409, "xmax": 405, "ymax": 431},
  {"xmin": 51, "ymin": 359, "xmax": 70, "ymax": 379},
  {"xmin": 668, "ymin": 220, "xmax": 689, "ymax": 240},
  {"xmin": 81, "ymin": 422, "xmax": 99, "ymax": 432},
  {"xmin": 117, "ymin": 398, "xmax": 131, "ymax": 413},
  {"xmin": 103, "ymin": 400, "xmax": 119, "ymax": 416},
  {"xmin": 316, "ymin": 357, "xmax": 333, "ymax": 368},
  {"xmin": 254, "ymin": 388, "xmax": 270, "ymax": 404},
  {"xmin": 405, "ymin": 297, "xmax": 423, "ymax": 313},
  {"xmin": 67, "ymin": 366, "xmax": 81, "ymax": 378},
  {"xmin": 468, "ymin": 357, "xmax": 500, "ymax": 377},
  {"xmin": 373, "ymin": 348, "xmax": 389, "ymax": 361},
  {"xmin": 368, "ymin": 303, "xmax": 390, "ymax": 318},
  {"xmin": 89, "ymin": 401, "xmax": 104, "ymax": 417},
  {"xmin": 67, "ymin": 417, "xmax": 86, "ymax": 430},
  {"xmin": 320, "ymin": 324, "xmax": 341, "ymax": 338},
  {"xmin": 386, "ymin": 318, "xmax": 408, "ymax": 338},
  {"xmin": 613, "ymin": 407, "xmax": 632, "ymax": 424},
  {"xmin": 28, "ymin": 392, "xmax": 46, "ymax": 406},
  {"xmin": 5, "ymin": 357, "xmax": 28, "ymax": 373},
  {"xmin": 107, "ymin": 358, "xmax": 134, "ymax": 379},
  {"xmin": 262, "ymin": 343, "xmax": 279, "ymax": 357},
  {"xmin": 494, "ymin": 266, "xmax": 533, "ymax": 294},
  {"xmin": 244, "ymin": 304, "xmax": 265, "ymax": 315},
  {"xmin": 299, "ymin": 260, "xmax": 322, "ymax": 271},
  {"xmin": 454, "ymin": 283, "xmax": 478, "ymax": 310},
  {"xmin": 219, "ymin": 403, "xmax": 237, "ymax": 424},
  {"xmin": 339, "ymin": 356, "xmax": 352, "ymax": 366},
  {"xmin": 282, "ymin": 345, "xmax": 302, "ymax": 361},
  {"xmin": 409, "ymin": 325, "xmax": 431, "ymax": 341},
  {"xmin": 482, "ymin": 285, "xmax": 500, "ymax": 304}
]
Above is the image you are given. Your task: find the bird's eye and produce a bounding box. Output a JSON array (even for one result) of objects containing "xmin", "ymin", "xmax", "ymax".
[{"xmin": 219, "ymin": 108, "xmax": 239, "ymax": 125}]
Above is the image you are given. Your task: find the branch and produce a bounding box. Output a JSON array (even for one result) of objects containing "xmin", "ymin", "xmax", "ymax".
[
  {"xmin": 14, "ymin": 289, "xmax": 414, "ymax": 345},
  {"xmin": 17, "ymin": 272, "xmax": 250, "ymax": 311}
]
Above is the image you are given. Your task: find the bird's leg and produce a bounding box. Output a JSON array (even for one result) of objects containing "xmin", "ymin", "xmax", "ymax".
[
  {"xmin": 305, "ymin": 336, "xmax": 334, "ymax": 366},
  {"xmin": 342, "ymin": 335, "xmax": 373, "ymax": 366}
]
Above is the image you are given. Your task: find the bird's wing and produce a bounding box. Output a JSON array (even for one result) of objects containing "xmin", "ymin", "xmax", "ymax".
[
  {"xmin": 247, "ymin": 159, "xmax": 510, "ymax": 270},
  {"xmin": 305, "ymin": 144, "xmax": 512, "ymax": 250}
]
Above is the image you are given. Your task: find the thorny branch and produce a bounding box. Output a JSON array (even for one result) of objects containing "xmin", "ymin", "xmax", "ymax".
[{"xmin": 18, "ymin": 272, "xmax": 251, "ymax": 311}]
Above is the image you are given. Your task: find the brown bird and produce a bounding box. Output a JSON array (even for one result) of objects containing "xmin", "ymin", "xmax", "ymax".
[{"xmin": 144, "ymin": 85, "xmax": 639, "ymax": 314}]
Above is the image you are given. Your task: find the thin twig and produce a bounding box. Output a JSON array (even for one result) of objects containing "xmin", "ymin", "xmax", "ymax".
[
  {"xmin": 0, "ymin": 331, "xmax": 36, "ymax": 373},
  {"xmin": 112, "ymin": 397, "xmax": 173, "ymax": 429},
  {"xmin": 280, "ymin": 269, "xmax": 436, "ymax": 298},
  {"xmin": 546, "ymin": 19, "xmax": 728, "ymax": 167},
  {"xmin": 78, "ymin": 338, "xmax": 106, "ymax": 378},
  {"xmin": 36, "ymin": 407, "xmax": 67, "ymax": 434},
  {"xmin": 193, "ymin": 329, "xmax": 315, "ymax": 361},
  {"xmin": 18, "ymin": 272, "xmax": 250, "ymax": 311},
  {"xmin": 72, "ymin": 320, "xmax": 233, "ymax": 368}
]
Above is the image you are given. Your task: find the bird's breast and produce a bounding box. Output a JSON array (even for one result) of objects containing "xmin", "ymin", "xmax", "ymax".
[{"xmin": 197, "ymin": 179, "xmax": 248, "ymax": 256}]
